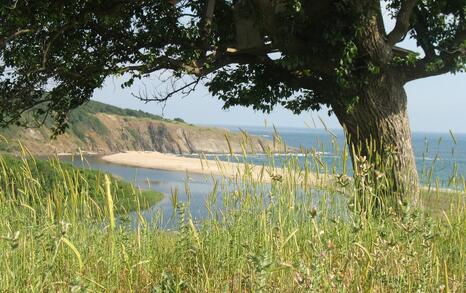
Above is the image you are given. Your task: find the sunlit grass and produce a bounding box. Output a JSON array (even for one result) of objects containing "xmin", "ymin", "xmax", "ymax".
[{"xmin": 0, "ymin": 138, "xmax": 464, "ymax": 292}]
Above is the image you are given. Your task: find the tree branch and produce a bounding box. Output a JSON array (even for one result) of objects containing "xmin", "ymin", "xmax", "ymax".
[
  {"xmin": 41, "ymin": 25, "xmax": 72, "ymax": 70},
  {"xmin": 376, "ymin": 2, "xmax": 387, "ymax": 37},
  {"xmin": 0, "ymin": 29, "xmax": 34, "ymax": 48},
  {"xmin": 204, "ymin": 0, "xmax": 216, "ymax": 35},
  {"xmin": 403, "ymin": 23, "xmax": 466, "ymax": 82},
  {"xmin": 132, "ymin": 77, "xmax": 202, "ymax": 103},
  {"xmin": 116, "ymin": 49, "xmax": 270, "ymax": 79},
  {"xmin": 412, "ymin": 6, "xmax": 436, "ymax": 58},
  {"xmin": 403, "ymin": 49, "xmax": 465, "ymax": 82},
  {"xmin": 387, "ymin": 0, "xmax": 417, "ymax": 45},
  {"xmin": 197, "ymin": 0, "xmax": 216, "ymax": 55}
]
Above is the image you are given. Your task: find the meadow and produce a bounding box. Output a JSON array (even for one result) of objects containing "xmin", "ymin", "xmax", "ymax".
[{"xmin": 0, "ymin": 147, "xmax": 464, "ymax": 292}]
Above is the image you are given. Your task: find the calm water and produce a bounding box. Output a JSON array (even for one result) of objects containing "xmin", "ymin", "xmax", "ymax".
[
  {"xmin": 67, "ymin": 156, "xmax": 229, "ymax": 227},
  {"xmin": 67, "ymin": 155, "xmax": 342, "ymax": 228},
  {"xmin": 65, "ymin": 127, "xmax": 465, "ymax": 226}
]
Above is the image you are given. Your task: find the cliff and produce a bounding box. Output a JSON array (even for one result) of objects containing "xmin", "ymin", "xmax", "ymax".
[{"xmin": 0, "ymin": 101, "xmax": 288, "ymax": 155}]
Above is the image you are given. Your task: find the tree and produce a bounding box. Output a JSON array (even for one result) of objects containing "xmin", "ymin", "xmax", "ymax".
[{"xmin": 1, "ymin": 1, "xmax": 465, "ymax": 210}]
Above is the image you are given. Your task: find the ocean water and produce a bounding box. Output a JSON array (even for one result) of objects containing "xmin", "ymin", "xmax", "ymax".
[
  {"xmin": 201, "ymin": 126, "xmax": 466, "ymax": 187},
  {"xmin": 65, "ymin": 127, "xmax": 465, "ymax": 226}
]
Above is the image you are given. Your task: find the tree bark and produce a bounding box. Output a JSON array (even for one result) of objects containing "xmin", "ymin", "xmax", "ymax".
[{"xmin": 333, "ymin": 73, "xmax": 420, "ymax": 212}]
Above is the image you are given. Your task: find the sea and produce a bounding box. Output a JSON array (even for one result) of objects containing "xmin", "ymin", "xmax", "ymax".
[
  {"xmin": 212, "ymin": 126, "xmax": 466, "ymax": 186},
  {"xmin": 67, "ymin": 126, "xmax": 466, "ymax": 227}
]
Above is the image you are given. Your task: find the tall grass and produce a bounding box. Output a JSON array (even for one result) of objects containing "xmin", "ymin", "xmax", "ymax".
[{"xmin": 0, "ymin": 139, "xmax": 465, "ymax": 292}]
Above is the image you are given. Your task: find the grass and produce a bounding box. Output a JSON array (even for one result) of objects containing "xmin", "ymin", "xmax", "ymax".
[
  {"xmin": 420, "ymin": 188, "xmax": 465, "ymax": 217},
  {"xmin": 0, "ymin": 154, "xmax": 163, "ymax": 214},
  {"xmin": 0, "ymin": 145, "xmax": 464, "ymax": 292}
]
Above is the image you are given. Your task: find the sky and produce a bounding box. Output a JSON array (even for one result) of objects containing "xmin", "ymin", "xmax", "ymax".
[
  {"xmin": 93, "ymin": 72, "xmax": 465, "ymax": 133},
  {"xmin": 94, "ymin": 73, "xmax": 466, "ymax": 133},
  {"xmin": 92, "ymin": 5, "xmax": 466, "ymax": 134}
]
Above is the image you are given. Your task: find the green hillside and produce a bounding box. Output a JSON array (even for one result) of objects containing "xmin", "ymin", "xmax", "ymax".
[
  {"xmin": 0, "ymin": 100, "xmax": 188, "ymax": 154},
  {"xmin": 66, "ymin": 101, "xmax": 168, "ymax": 140},
  {"xmin": 73, "ymin": 100, "xmax": 167, "ymax": 121},
  {"xmin": 0, "ymin": 154, "xmax": 162, "ymax": 213},
  {"xmin": 0, "ymin": 100, "xmax": 278, "ymax": 155}
]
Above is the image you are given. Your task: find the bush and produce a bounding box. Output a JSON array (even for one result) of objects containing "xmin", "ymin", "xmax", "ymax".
[{"xmin": 173, "ymin": 117, "xmax": 186, "ymax": 123}]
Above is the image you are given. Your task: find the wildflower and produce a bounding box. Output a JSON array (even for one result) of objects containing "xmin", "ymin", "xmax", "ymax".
[
  {"xmin": 60, "ymin": 221, "xmax": 71, "ymax": 235},
  {"xmin": 11, "ymin": 231, "xmax": 20, "ymax": 249},
  {"xmin": 294, "ymin": 272, "xmax": 304, "ymax": 285},
  {"xmin": 438, "ymin": 285, "xmax": 445, "ymax": 293},
  {"xmin": 327, "ymin": 239, "xmax": 335, "ymax": 250},
  {"xmin": 374, "ymin": 170, "xmax": 385, "ymax": 180},
  {"xmin": 336, "ymin": 174, "xmax": 350, "ymax": 187},
  {"xmin": 310, "ymin": 206, "xmax": 317, "ymax": 218}
]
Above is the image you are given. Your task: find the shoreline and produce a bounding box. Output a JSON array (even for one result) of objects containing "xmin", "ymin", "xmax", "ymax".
[
  {"xmin": 101, "ymin": 151, "xmax": 303, "ymax": 183},
  {"xmin": 100, "ymin": 151, "xmax": 465, "ymax": 195}
]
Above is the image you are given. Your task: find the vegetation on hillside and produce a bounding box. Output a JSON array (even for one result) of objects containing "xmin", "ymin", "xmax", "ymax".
[
  {"xmin": 0, "ymin": 101, "xmax": 190, "ymax": 154},
  {"xmin": 68, "ymin": 101, "xmax": 188, "ymax": 138},
  {"xmin": 0, "ymin": 154, "xmax": 163, "ymax": 214},
  {"xmin": 76, "ymin": 100, "xmax": 166, "ymax": 121},
  {"xmin": 173, "ymin": 117, "xmax": 186, "ymax": 123}
]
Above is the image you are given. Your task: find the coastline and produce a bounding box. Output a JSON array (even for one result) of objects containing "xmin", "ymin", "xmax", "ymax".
[
  {"xmin": 77, "ymin": 151, "xmax": 466, "ymax": 196},
  {"xmin": 101, "ymin": 151, "xmax": 306, "ymax": 183}
]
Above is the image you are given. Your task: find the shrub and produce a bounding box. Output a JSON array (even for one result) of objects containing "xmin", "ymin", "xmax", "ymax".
[{"xmin": 173, "ymin": 117, "xmax": 186, "ymax": 123}]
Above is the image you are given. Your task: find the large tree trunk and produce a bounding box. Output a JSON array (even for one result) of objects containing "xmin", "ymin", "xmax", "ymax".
[{"xmin": 333, "ymin": 73, "xmax": 419, "ymax": 212}]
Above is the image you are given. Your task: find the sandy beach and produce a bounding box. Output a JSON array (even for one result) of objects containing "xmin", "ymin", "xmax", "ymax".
[{"xmin": 101, "ymin": 151, "xmax": 305, "ymax": 183}]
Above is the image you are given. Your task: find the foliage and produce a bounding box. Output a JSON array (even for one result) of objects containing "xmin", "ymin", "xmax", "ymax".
[
  {"xmin": 173, "ymin": 117, "xmax": 186, "ymax": 124},
  {"xmin": 78, "ymin": 101, "xmax": 165, "ymax": 121},
  {"xmin": 0, "ymin": 1, "xmax": 464, "ymax": 132}
]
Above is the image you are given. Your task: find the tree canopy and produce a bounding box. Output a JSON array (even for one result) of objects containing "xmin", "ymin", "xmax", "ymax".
[{"xmin": 1, "ymin": 0, "xmax": 465, "ymax": 133}]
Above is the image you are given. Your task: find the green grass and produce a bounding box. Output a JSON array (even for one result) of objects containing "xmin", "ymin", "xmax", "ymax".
[
  {"xmin": 420, "ymin": 188, "xmax": 465, "ymax": 217},
  {"xmin": 0, "ymin": 149, "xmax": 464, "ymax": 292},
  {"xmin": 0, "ymin": 154, "xmax": 163, "ymax": 214}
]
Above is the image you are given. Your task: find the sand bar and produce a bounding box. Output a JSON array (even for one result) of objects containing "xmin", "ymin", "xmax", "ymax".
[
  {"xmin": 101, "ymin": 152, "xmax": 464, "ymax": 196},
  {"xmin": 101, "ymin": 151, "xmax": 309, "ymax": 183}
]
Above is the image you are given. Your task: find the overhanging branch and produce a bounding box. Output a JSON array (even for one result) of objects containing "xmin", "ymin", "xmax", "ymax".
[
  {"xmin": 0, "ymin": 29, "xmax": 34, "ymax": 48},
  {"xmin": 132, "ymin": 76, "xmax": 202, "ymax": 103},
  {"xmin": 403, "ymin": 23, "xmax": 465, "ymax": 81},
  {"xmin": 403, "ymin": 50, "xmax": 465, "ymax": 81},
  {"xmin": 117, "ymin": 50, "xmax": 270, "ymax": 78},
  {"xmin": 387, "ymin": 0, "xmax": 417, "ymax": 45}
]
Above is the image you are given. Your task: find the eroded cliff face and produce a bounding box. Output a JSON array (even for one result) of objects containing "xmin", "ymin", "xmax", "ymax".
[
  {"xmin": 1, "ymin": 113, "xmax": 288, "ymax": 155},
  {"xmin": 88, "ymin": 113, "xmax": 287, "ymax": 154}
]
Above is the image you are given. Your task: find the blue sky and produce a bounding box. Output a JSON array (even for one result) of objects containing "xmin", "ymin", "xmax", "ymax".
[{"xmin": 92, "ymin": 6, "xmax": 466, "ymax": 134}]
